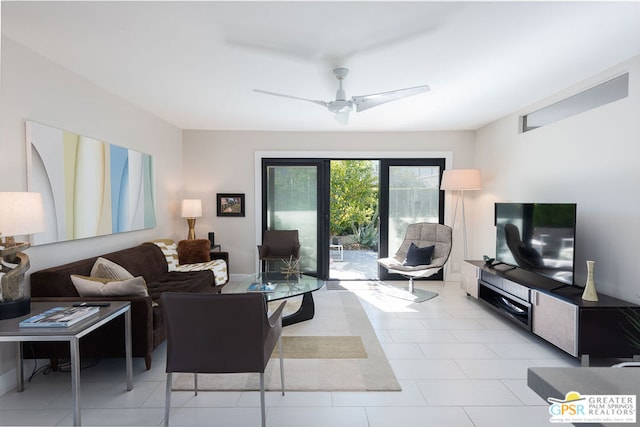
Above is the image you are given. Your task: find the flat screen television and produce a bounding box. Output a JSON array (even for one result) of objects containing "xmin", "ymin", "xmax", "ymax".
[{"xmin": 495, "ymin": 203, "xmax": 576, "ymax": 285}]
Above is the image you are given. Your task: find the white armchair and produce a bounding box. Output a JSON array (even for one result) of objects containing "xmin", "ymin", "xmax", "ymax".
[{"xmin": 378, "ymin": 223, "xmax": 452, "ymax": 293}]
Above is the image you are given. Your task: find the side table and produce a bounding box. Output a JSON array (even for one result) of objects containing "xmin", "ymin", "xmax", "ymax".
[{"xmin": 0, "ymin": 301, "xmax": 133, "ymax": 426}]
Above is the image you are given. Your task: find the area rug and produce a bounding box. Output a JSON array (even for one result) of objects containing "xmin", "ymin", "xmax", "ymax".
[
  {"xmin": 172, "ymin": 290, "xmax": 401, "ymax": 392},
  {"xmin": 272, "ymin": 335, "xmax": 367, "ymax": 359},
  {"xmin": 328, "ymin": 281, "xmax": 439, "ymax": 303}
]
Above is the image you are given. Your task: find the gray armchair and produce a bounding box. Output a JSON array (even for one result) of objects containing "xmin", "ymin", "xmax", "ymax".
[
  {"xmin": 378, "ymin": 222, "xmax": 452, "ymax": 293},
  {"xmin": 161, "ymin": 292, "xmax": 286, "ymax": 427}
]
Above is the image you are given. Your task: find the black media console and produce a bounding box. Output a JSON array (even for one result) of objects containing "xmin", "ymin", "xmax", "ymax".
[{"xmin": 465, "ymin": 261, "xmax": 640, "ymax": 366}]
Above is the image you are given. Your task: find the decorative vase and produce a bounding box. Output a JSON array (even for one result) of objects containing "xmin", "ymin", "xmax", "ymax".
[{"xmin": 581, "ymin": 260, "xmax": 599, "ymax": 301}]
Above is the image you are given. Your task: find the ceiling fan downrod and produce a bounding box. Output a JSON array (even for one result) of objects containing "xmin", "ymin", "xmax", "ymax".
[{"xmin": 330, "ymin": 68, "xmax": 352, "ymax": 113}]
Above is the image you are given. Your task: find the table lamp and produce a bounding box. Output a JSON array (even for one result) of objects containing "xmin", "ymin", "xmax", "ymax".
[
  {"xmin": 181, "ymin": 199, "xmax": 202, "ymax": 240},
  {"xmin": 0, "ymin": 192, "xmax": 45, "ymax": 319},
  {"xmin": 440, "ymin": 169, "xmax": 482, "ymax": 259}
]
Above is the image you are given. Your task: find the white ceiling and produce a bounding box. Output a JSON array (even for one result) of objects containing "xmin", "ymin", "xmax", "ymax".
[{"xmin": 2, "ymin": 1, "xmax": 640, "ymax": 132}]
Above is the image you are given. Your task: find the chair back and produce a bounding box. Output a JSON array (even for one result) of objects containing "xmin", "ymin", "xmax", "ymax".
[
  {"xmin": 395, "ymin": 223, "xmax": 452, "ymax": 266},
  {"xmin": 161, "ymin": 292, "xmax": 272, "ymax": 374},
  {"xmin": 260, "ymin": 230, "xmax": 300, "ymax": 258}
]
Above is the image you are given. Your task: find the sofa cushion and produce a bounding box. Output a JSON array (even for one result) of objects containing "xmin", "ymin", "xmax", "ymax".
[
  {"xmin": 70, "ymin": 275, "xmax": 149, "ymax": 297},
  {"xmin": 177, "ymin": 239, "xmax": 211, "ymax": 265},
  {"xmin": 107, "ymin": 244, "xmax": 169, "ymax": 283},
  {"xmin": 146, "ymin": 271, "xmax": 215, "ymax": 302},
  {"xmin": 90, "ymin": 257, "xmax": 134, "ymax": 280}
]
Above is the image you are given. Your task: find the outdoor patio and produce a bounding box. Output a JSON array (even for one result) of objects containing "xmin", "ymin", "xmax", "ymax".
[{"xmin": 329, "ymin": 248, "xmax": 380, "ymax": 280}]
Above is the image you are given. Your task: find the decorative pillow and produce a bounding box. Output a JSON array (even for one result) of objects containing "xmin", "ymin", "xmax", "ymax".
[
  {"xmin": 90, "ymin": 257, "xmax": 134, "ymax": 280},
  {"xmin": 70, "ymin": 275, "xmax": 149, "ymax": 297},
  {"xmin": 177, "ymin": 239, "xmax": 211, "ymax": 265},
  {"xmin": 403, "ymin": 243, "xmax": 435, "ymax": 266},
  {"xmin": 149, "ymin": 239, "xmax": 179, "ymax": 271}
]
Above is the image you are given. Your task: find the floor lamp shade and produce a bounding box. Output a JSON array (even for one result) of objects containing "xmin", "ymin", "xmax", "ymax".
[
  {"xmin": 440, "ymin": 169, "xmax": 482, "ymax": 191},
  {"xmin": 0, "ymin": 192, "xmax": 45, "ymax": 319},
  {"xmin": 181, "ymin": 199, "xmax": 202, "ymax": 240}
]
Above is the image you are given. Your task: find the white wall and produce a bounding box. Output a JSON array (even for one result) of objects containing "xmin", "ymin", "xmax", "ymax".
[
  {"xmin": 182, "ymin": 131, "xmax": 476, "ymax": 276},
  {"xmin": 0, "ymin": 37, "xmax": 184, "ymax": 389},
  {"xmin": 473, "ymin": 55, "xmax": 640, "ymax": 302}
]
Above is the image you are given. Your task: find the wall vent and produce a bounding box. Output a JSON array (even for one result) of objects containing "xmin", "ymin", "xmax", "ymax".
[{"xmin": 521, "ymin": 73, "xmax": 629, "ymax": 132}]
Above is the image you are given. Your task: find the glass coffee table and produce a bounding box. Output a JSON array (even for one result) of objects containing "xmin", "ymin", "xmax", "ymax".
[{"xmin": 234, "ymin": 272, "xmax": 325, "ymax": 326}]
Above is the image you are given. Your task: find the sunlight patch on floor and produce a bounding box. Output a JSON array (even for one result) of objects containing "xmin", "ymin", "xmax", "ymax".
[{"xmin": 336, "ymin": 280, "xmax": 419, "ymax": 313}]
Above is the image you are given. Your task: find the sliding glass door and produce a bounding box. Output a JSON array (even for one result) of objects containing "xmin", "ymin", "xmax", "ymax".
[
  {"xmin": 379, "ymin": 159, "xmax": 445, "ymax": 280},
  {"xmin": 261, "ymin": 157, "xmax": 444, "ymax": 281},
  {"xmin": 262, "ymin": 159, "xmax": 329, "ymax": 277}
]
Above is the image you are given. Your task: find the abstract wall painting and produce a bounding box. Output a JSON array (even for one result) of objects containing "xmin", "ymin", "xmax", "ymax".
[{"xmin": 26, "ymin": 121, "xmax": 156, "ymax": 245}]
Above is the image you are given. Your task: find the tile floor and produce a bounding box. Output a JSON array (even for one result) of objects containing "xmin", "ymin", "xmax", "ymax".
[{"xmin": 0, "ymin": 281, "xmax": 580, "ymax": 426}]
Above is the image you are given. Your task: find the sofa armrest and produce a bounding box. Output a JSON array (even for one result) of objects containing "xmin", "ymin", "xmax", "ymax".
[{"xmin": 210, "ymin": 251, "xmax": 229, "ymax": 272}]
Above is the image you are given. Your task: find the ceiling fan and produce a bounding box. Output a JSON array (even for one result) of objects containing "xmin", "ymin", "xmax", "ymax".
[{"xmin": 253, "ymin": 68, "xmax": 430, "ymax": 124}]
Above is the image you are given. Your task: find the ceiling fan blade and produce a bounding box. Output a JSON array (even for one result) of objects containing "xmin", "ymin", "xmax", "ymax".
[
  {"xmin": 253, "ymin": 89, "xmax": 328, "ymax": 108},
  {"xmin": 352, "ymin": 85, "xmax": 430, "ymax": 113},
  {"xmin": 334, "ymin": 111, "xmax": 349, "ymax": 125}
]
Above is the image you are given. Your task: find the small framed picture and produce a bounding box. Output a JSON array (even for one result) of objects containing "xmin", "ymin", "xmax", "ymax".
[{"xmin": 217, "ymin": 193, "xmax": 245, "ymax": 217}]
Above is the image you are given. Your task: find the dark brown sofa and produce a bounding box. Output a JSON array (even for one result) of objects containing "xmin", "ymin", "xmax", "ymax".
[{"xmin": 27, "ymin": 242, "xmax": 229, "ymax": 370}]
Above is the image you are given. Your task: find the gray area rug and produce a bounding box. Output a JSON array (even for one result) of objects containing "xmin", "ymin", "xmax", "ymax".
[{"xmin": 172, "ymin": 290, "xmax": 401, "ymax": 392}]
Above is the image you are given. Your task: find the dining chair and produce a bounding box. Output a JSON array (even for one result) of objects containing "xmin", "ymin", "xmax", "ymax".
[{"xmin": 161, "ymin": 292, "xmax": 286, "ymax": 427}]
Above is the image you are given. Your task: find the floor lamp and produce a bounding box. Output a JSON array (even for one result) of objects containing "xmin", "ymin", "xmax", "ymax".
[{"xmin": 440, "ymin": 169, "xmax": 482, "ymax": 260}]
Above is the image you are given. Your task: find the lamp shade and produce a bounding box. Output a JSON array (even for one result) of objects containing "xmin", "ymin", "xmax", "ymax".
[
  {"xmin": 0, "ymin": 192, "xmax": 45, "ymax": 238},
  {"xmin": 440, "ymin": 169, "xmax": 482, "ymax": 191},
  {"xmin": 181, "ymin": 199, "xmax": 202, "ymax": 218}
]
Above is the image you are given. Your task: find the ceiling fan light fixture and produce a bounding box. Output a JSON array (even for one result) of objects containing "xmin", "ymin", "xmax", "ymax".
[{"xmin": 328, "ymin": 100, "xmax": 353, "ymax": 113}]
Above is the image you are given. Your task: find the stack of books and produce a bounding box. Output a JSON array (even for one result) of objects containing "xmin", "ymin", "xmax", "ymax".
[{"xmin": 19, "ymin": 306, "xmax": 100, "ymax": 328}]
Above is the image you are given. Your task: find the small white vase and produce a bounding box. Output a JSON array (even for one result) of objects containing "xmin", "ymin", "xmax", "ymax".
[{"xmin": 581, "ymin": 260, "xmax": 599, "ymax": 301}]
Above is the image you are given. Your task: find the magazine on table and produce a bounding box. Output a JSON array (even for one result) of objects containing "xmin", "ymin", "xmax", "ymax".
[
  {"xmin": 19, "ymin": 306, "xmax": 100, "ymax": 328},
  {"xmin": 247, "ymin": 282, "xmax": 276, "ymax": 292}
]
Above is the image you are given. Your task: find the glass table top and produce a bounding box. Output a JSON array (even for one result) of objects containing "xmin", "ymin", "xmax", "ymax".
[{"xmin": 235, "ymin": 272, "xmax": 325, "ymax": 302}]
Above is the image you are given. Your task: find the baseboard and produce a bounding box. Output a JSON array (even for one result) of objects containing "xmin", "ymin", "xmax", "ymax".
[{"xmin": 228, "ymin": 273, "xmax": 245, "ymax": 283}]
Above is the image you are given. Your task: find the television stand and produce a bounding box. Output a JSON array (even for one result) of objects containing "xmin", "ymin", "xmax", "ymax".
[
  {"xmin": 464, "ymin": 260, "xmax": 640, "ymax": 365},
  {"xmin": 490, "ymin": 261, "xmax": 517, "ymax": 271}
]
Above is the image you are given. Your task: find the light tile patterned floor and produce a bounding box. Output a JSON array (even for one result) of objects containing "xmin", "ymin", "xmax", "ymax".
[{"xmin": 0, "ymin": 281, "xmax": 579, "ymax": 426}]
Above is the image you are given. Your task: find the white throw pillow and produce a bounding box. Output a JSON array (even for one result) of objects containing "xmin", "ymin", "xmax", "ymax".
[
  {"xmin": 70, "ymin": 275, "xmax": 148, "ymax": 297},
  {"xmin": 90, "ymin": 257, "xmax": 134, "ymax": 280}
]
